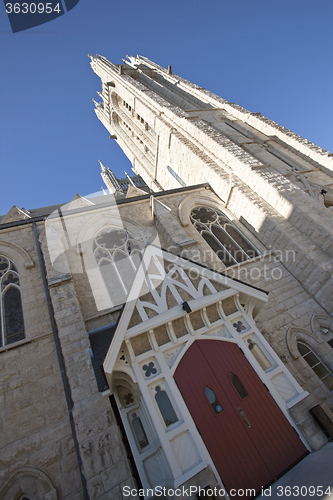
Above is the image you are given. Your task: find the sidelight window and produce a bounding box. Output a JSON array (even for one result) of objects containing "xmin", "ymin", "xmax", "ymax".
[
  {"xmin": 131, "ymin": 413, "xmax": 149, "ymax": 449},
  {"xmin": 155, "ymin": 386, "xmax": 178, "ymax": 426}
]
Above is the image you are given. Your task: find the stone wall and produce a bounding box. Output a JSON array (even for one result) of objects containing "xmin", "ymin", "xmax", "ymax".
[
  {"xmin": 0, "ymin": 223, "xmax": 83, "ymax": 499},
  {"xmin": 2, "ymin": 179, "xmax": 333, "ymax": 498},
  {"xmin": 41, "ymin": 228, "xmax": 137, "ymax": 500}
]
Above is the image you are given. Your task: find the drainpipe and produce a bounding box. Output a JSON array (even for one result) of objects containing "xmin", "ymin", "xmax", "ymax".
[{"xmin": 33, "ymin": 222, "xmax": 90, "ymax": 500}]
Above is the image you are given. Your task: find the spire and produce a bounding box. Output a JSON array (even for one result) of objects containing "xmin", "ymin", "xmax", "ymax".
[{"xmin": 99, "ymin": 160, "xmax": 124, "ymax": 195}]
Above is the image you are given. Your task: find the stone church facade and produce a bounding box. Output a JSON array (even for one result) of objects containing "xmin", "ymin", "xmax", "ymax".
[{"xmin": 1, "ymin": 55, "xmax": 333, "ymax": 500}]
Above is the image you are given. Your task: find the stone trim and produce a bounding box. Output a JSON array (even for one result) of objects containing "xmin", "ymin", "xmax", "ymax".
[
  {"xmin": 0, "ymin": 330, "xmax": 52, "ymax": 353},
  {"xmin": 48, "ymin": 273, "xmax": 72, "ymax": 288},
  {"xmin": 0, "ymin": 240, "xmax": 34, "ymax": 269},
  {"xmin": 0, "ymin": 467, "xmax": 57, "ymax": 500},
  {"xmin": 311, "ymin": 314, "xmax": 333, "ymax": 338},
  {"xmin": 286, "ymin": 327, "xmax": 323, "ymax": 360}
]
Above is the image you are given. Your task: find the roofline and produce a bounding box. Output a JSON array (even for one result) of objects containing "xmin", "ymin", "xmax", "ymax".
[{"xmin": 0, "ymin": 183, "xmax": 213, "ymax": 230}]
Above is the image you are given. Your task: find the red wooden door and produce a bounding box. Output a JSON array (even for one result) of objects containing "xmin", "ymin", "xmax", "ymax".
[{"xmin": 174, "ymin": 340, "xmax": 307, "ymax": 499}]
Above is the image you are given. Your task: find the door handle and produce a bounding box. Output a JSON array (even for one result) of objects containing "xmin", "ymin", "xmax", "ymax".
[{"xmin": 238, "ymin": 407, "xmax": 251, "ymax": 427}]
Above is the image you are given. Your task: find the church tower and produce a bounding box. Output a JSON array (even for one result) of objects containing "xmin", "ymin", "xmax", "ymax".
[
  {"xmin": 90, "ymin": 54, "xmax": 333, "ymax": 201},
  {"xmin": 90, "ymin": 54, "xmax": 333, "ymax": 317}
]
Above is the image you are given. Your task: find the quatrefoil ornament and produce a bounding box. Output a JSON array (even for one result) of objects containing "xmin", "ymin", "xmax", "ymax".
[
  {"xmin": 233, "ymin": 321, "xmax": 246, "ymax": 333},
  {"xmin": 142, "ymin": 362, "xmax": 157, "ymax": 378}
]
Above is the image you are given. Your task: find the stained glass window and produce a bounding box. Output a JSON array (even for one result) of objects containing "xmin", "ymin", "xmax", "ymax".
[
  {"xmin": 155, "ymin": 386, "xmax": 178, "ymax": 427},
  {"xmin": 0, "ymin": 255, "xmax": 25, "ymax": 347},
  {"xmin": 230, "ymin": 373, "xmax": 249, "ymax": 399},
  {"xmin": 297, "ymin": 342, "xmax": 333, "ymax": 391},
  {"xmin": 205, "ymin": 386, "xmax": 223, "ymax": 414},
  {"xmin": 190, "ymin": 206, "xmax": 259, "ymax": 267}
]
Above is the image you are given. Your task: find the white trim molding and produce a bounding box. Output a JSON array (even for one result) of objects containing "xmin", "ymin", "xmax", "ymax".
[{"xmin": 102, "ymin": 246, "xmax": 309, "ymax": 495}]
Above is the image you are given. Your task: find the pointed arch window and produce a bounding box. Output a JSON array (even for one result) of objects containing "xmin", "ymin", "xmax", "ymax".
[
  {"xmin": 205, "ymin": 386, "xmax": 223, "ymax": 414},
  {"xmin": 131, "ymin": 413, "xmax": 149, "ymax": 450},
  {"xmin": 297, "ymin": 342, "xmax": 333, "ymax": 391},
  {"xmin": 93, "ymin": 227, "xmax": 143, "ymax": 306},
  {"xmin": 0, "ymin": 255, "xmax": 25, "ymax": 347},
  {"xmin": 190, "ymin": 206, "xmax": 259, "ymax": 267},
  {"xmin": 154, "ymin": 386, "xmax": 178, "ymax": 427},
  {"xmin": 230, "ymin": 373, "xmax": 249, "ymax": 399}
]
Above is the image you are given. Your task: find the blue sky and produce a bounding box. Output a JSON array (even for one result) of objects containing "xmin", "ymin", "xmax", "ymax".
[{"xmin": 1, "ymin": 0, "xmax": 332, "ymax": 215}]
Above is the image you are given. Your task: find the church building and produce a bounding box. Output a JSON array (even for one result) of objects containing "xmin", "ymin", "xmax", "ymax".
[{"xmin": 1, "ymin": 55, "xmax": 333, "ymax": 500}]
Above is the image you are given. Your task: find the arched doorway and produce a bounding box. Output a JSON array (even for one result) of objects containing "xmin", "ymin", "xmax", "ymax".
[{"xmin": 174, "ymin": 340, "xmax": 307, "ymax": 499}]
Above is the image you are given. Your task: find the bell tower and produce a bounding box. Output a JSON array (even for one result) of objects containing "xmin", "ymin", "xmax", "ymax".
[
  {"xmin": 90, "ymin": 54, "xmax": 333, "ymax": 211},
  {"xmin": 90, "ymin": 54, "xmax": 333, "ymax": 320}
]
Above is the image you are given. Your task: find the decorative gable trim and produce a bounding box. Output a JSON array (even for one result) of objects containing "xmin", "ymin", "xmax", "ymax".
[
  {"xmin": 1, "ymin": 205, "xmax": 31, "ymax": 224},
  {"xmin": 103, "ymin": 245, "xmax": 268, "ymax": 375}
]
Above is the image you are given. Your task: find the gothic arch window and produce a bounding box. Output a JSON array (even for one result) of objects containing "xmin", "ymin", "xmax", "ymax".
[
  {"xmin": 130, "ymin": 412, "xmax": 149, "ymax": 450},
  {"xmin": 0, "ymin": 467, "xmax": 57, "ymax": 500},
  {"xmin": 93, "ymin": 227, "xmax": 143, "ymax": 305},
  {"xmin": 190, "ymin": 206, "xmax": 259, "ymax": 267},
  {"xmin": 297, "ymin": 342, "xmax": 333, "ymax": 391},
  {"xmin": 0, "ymin": 255, "xmax": 25, "ymax": 348},
  {"xmin": 154, "ymin": 385, "xmax": 178, "ymax": 427}
]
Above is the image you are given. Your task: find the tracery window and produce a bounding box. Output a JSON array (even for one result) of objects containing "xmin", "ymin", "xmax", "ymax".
[
  {"xmin": 93, "ymin": 228, "xmax": 143, "ymax": 305},
  {"xmin": 297, "ymin": 342, "xmax": 333, "ymax": 391},
  {"xmin": 190, "ymin": 206, "xmax": 259, "ymax": 267},
  {"xmin": 0, "ymin": 255, "xmax": 25, "ymax": 347}
]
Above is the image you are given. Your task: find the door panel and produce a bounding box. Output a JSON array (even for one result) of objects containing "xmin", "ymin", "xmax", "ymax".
[{"xmin": 174, "ymin": 340, "xmax": 307, "ymax": 499}]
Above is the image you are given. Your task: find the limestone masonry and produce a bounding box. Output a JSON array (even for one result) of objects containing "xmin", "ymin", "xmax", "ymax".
[{"xmin": 1, "ymin": 55, "xmax": 333, "ymax": 500}]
